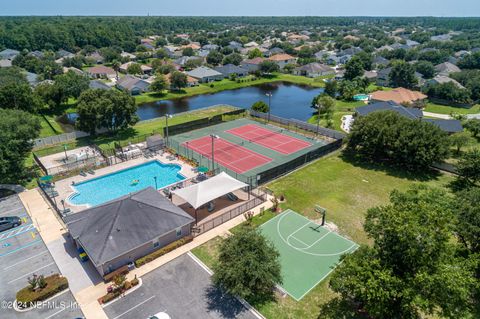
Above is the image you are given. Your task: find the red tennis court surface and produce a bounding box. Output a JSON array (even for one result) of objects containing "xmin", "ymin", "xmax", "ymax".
[
  {"xmin": 226, "ymin": 124, "xmax": 312, "ymax": 155},
  {"xmin": 182, "ymin": 136, "xmax": 272, "ymax": 174}
]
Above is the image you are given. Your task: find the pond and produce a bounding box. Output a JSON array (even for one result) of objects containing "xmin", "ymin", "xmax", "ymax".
[{"xmin": 137, "ymin": 82, "xmax": 324, "ymax": 121}]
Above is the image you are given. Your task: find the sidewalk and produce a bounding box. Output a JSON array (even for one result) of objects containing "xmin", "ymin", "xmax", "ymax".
[
  {"xmin": 20, "ymin": 188, "xmax": 272, "ymax": 319},
  {"xmin": 422, "ymin": 111, "xmax": 452, "ymax": 119}
]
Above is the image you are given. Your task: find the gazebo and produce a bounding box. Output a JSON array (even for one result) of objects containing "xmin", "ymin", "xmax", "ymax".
[{"xmin": 172, "ymin": 172, "xmax": 248, "ymax": 224}]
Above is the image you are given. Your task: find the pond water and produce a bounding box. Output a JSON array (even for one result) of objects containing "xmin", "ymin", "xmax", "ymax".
[{"xmin": 137, "ymin": 82, "xmax": 324, "ymax": 121}]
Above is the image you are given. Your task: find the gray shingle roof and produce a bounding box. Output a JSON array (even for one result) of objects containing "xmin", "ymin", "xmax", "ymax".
[
  {"xmin": 356, "ymin": 101, "xmax": 423, "ymax": 119},
  {"xmin": 186, "ymin": 66, "xmax": 223, "ymax": 79},
  {"xmin": 65, "ymin": 187, "xmax": 194, "ymax": 266},
  {"xmin": 214, "ymin": 64, "xmax": 247, "ymax": 76},
  {"xmin": 424, "ymin": 119, "xmax": 463, "ymax": 133}
]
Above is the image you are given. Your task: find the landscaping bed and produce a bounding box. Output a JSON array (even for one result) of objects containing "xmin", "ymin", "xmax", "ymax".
[
  {"xmin": 16, "ymin": 274, "xmax": 68, "ymax": 309},
  {"xmin": 99, "ymin": 276, "xmax": 140, "ymax": 304},
  {"xmin": 135, "ymin": 235, "xmax": 193, "ymax": 267}
]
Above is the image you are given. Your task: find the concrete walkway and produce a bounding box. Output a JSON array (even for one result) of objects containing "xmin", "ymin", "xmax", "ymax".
[
  {"xmin": 20, "ymin": 188, "xmax": 272, "ymax": 319},
  {"xmin": 422, "ymin": 111, "xmax": 452, "ymax": 119}
]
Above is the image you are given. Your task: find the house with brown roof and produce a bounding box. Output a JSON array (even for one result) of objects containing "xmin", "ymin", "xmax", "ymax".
[
  {"xmin": 240, "ymin": 57, "xmax": 265, "ymax": 72},
  {"xmin": 86, "ymin": 66, "xmax": 115, "ymax": 79},
  {"xmin": 119, "ymin": 62, "xmax": 153, "ymax": 75},
  {"xmin": 268, "ymin": 53, "xmax": 296, "ymax": 69},
  {"xmin": 370, "ymin": 87, "xmax": 428, "ymax": 107},
  {"xmin": 164, "ymin": 73, "xmax": 199, "ymax": 88}
]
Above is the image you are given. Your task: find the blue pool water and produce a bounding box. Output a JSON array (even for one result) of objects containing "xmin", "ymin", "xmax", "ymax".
[{"xmin": 68, "ymin": 161, "xmax": 185, "ymax": 207}]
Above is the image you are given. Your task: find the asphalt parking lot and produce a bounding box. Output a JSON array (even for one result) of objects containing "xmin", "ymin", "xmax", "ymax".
[
  {"xmin": 0, "ymin": 195, "xmax": 84, "ymax": 319},
  {"xmin": 103, "ymin": 253, "xmax": 258, "ymax": 319}
]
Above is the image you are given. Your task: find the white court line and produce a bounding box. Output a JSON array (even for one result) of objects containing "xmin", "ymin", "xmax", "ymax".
[
  {"xmin": 301, "ymin": 229, "xmax": 332, "ymax": 250},
  {"xmin": 111, "ymin": 295, "xmax": 156, "ymax": 319},
  {"xmin": 288, "ymin": 235, "xmax": 310, "ymax": 248},
  {"xmin": 3, "ymin": 250, "xmax": 48, "ymax": 270},
  {"xmin": 8, "ymin": 262, "xmax": 55, "ymax": 284}
]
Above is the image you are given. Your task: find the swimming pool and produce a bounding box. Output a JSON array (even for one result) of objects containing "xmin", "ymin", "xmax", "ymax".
[
  {"xmin": 353, "ymin": 94, "xmax": 370, "ymax": 101},
  {"xmin": 68, "ymin": 161, "xmax": 185, "ymax": 207}
]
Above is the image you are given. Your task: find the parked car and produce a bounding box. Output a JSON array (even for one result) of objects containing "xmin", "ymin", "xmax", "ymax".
[
  {"xmin": 148, "ymin": 312, "xmax": 171, "ymax": 319},
  {"xmin": 0, "ymin": 216, "xmax": 22, "ymax": 232}
]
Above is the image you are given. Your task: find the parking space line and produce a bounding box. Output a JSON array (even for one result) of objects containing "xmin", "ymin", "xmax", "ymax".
[
  {"xmin": 3, "ymin": 250, "xmax": 48, "ymax": 270},
  {"xmin": 43, "ymin": 305, "xmax": 70, "ymax": 319},
  {"xmin": 111, "ymin": 295, "xmax": 156, "ymax": 319},
  {"xmin": 0, "ymin": 224, "xmax": 35, "ymax": 241},
  {"xmin": 0, "ymin": 239, "xmax": 41, "ymax": 257},
  {"xmin": 7, "ymin": 262, "xmax": 55, "ymax": 284}
]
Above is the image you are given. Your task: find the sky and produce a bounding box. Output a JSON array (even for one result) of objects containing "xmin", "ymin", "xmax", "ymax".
[{"xmin": 1, "ymin": 0, "xmax": 480, "ymax": 17}]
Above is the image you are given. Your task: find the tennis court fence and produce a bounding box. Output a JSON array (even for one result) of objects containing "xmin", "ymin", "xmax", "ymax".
[{"xmin": 249, "ymin": 110, "xmax": 346, "ymax": 140}]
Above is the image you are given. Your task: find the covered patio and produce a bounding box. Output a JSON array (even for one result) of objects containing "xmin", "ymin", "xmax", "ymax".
[{"xmin": 171, "ymin": 172, "xmax": 252, "ymax": 225}]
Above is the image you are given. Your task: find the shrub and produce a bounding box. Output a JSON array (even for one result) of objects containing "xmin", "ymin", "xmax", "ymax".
[
  {"xmin": 135, "ymin": 235, "xmax": 193, "ymax": 267},
  {"xmin": 16, "ymin": 274, "xmax": 68, "ymax": 308},
  {"xmin": 131, "ymin": 277, "xmax": 139, "ymax": 286},
  {"xmin": 100, "ymin": 291, "xmax": 120, "ymax": 304}
]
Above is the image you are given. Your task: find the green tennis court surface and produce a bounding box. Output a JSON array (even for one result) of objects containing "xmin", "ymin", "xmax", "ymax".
[{"xmin": 260, "ymin": 209, "xmax": 358, "ymax": 301}]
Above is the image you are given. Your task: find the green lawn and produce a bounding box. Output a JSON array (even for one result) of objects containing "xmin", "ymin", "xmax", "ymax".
[
  {"xmin": 423, "ymin": 102, "xmax": 480, "ymax": 115},
  {"xmin": 135, "ymin": 73, "xmax": 331, "ymax": 104},
  {"xmin": 191, "ymin": 151, "xmax": 453, "ymax": 319}
]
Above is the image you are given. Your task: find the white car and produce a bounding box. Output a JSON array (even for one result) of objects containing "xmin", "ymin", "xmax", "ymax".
[{"xmin": 148, "ymin": 312, "xmax": 171, "ymax": 319}]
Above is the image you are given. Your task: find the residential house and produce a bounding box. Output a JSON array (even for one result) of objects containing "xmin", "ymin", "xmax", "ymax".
[
  {"xmin": 28, "ymin": 50, "xmax": 45, "ymax": 59},
  {"xmin": 86, "ymin": 51, "xmax": 105, "ymax": 64},
  {"xmin": 64, "ymin": 187, "xmax": 195, "ymax": 277},
  {"xmin": 186, "ymin": 66, "xmax": 224, "ymax": 83},
  {"xmin": 363, "ymin": 70, "xmax": 378, "ymax": 82},
  {"xmin": 454, "ymin": 50, "xmax": 470, "ymax": 58},
  {"xmin": 435, "ymin": 62, "xmax": 461, "ymax": 76},
  {"xmin": 202, "ymin": 44, "xmax": 219, "ymax": 51},
  {"xmin": 57, "ymin": 49, "xmax": 75, "ymax": 59},
  {"xmin": 165, "ymin": 73, "xmax": 199, "ymax": 88},
  {"xmin": 214, "ymin": 64, "xmax": 248, "ymax": 78},
  {"xmin": 293, "ymin": 63, "xmax": 335, "ymax": 77},
  {"xmin": 174, "ymin": 56, "xmax": 202, "ymax": 67},
  {"xmin": 338, "ymin": 47, "xmax": 362, "ymax": 56},
  {"xmin": 24, "ymin": 72, "xmax": 40, "ymax": 87},
  {"xmin": 314, "ymin": 50, "xmax": 330, "ymax": 61},
  {"xmin": 268, "ymin": 53, "xmax": 296, "ymax": 69},
  {"xmin": 119, "ymin": 62, "xmax": 153, "ymax": 74},
  {"xmin": 426, "ymin": 75, "xmax": 465, "ymax": 89},
  {"xmin": 376, "ymin": 67, "xmax": 424, "ymax": 87},
  {"xmin": 355, "ymin": 101, "xmax": 462, "ymax": 133},
  {"xmin": 117, "ymin": 75, "xmax": 150, "ymax": 95},
  {"xmin": 63, "ymin": 67, "xmax": 84, "ymax": 76},
  {"xmin": 89, "ymin": 80, "xmax": 112, "ymax": 90},
  {"xmin": 0, "ymin": 49, "xmax": 20, "ymax": 60},
  {"xmin": 406, "ymin": 40, "xmax": 420, "ymax": 47},
  {"xmin": 370, "ymin": 87, "xmax": 428, "ymax": 106},
  {"xmin": 373, "ymin": 56, "xmax": 390, "ymax": 68},
  {"xmin": 86, "ymin": 66, "xmax": 115, "ymax": 79},
  {"xmin": 240, "ymin": 57, "xmax": 265, "ymax": 73},
  {"xmin": 244, "ymin": 41, "xmax": 259, "ymax": 48},
  {"xmin": 431, "ymin": 34, "xmax": 452, "ymax": 42},
  {"xmin": 0, "ymin": 59, "xmax": 12, "ymax": 68},
  {"xmin": 120, "ymin": 51, "xmax": 137, "ymax": 60},
  {"xmin": 264, "ymin": 47, "xmax": 284, "ymax": 57},
  {"xmin": 228, "ymin": 41, "xmax": 243, "ymax": 51}
]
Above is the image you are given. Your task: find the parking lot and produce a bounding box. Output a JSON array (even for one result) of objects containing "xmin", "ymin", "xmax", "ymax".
[
  {"xmin": 103, "ymin": 253, "xmax": 259, "ymax": 319},
  {"xmin": 0, "ymin": 195, "xmax": 84, "ymax": 319}
]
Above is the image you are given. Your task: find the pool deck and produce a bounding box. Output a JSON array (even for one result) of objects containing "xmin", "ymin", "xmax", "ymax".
[{"xmin": 54, "ymin": 152, "xmax": 197, "ymax": 213}]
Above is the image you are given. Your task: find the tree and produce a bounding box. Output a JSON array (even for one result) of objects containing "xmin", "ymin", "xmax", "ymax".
[
  {"xmin": 329, "ymin": 186, "xmax": 475, "ymax": 319},
  {"xmin": 324, "ymin": 80, "xmax": 338, "ymax": 98},
  {"xmin": 206, "ymin": 50, "xmax": 224, "ymax": 65},
  {"xmin": 425, "ymin": 82, "xmax": 472, "ymax": 104},
  {"xmin": 150, "ymin": 74, "xmax": 168, "ymax": 93},
  {"xmin": 182, "ymin": 47, "xmax": 195, "ymax": 57},
  {"xmin": 259, "ymin": 60, "xmax": 280, "ymax": 74},
  {"xmin": 248, "ymin": 48, "xmax": 263, "ymax": 59},
  {"xmin": 170, "ymin": 71, "xmax": 188, "ymax": 90},
  {"xmin": 0, "ymin": 109, "xmax": 41, "ymax": 184},
  {"xmin": 317, "ymin": 95, "xmax": 335, "ymax": 128},
  {"xmin": 222, "ymin": 53, "xmax": 243, "ymax": 66},
  {"xmin": 251, "ymin": 100, "xmax": 269, "ymax": 113},
  {"xmin": 464, "ymin": 119, "xmax": 480, "ymax": 137},
  {"xmin": 54, "ymin": 71, "xmax": 90, "ymax": 100},
  {"xmin": 344, "ymin": 56, "xmax": 364, "ymax": 80},
  {"xmin": 76, "ymin": 89, "xmax": 138, "ymax": 135},
  {"xmin": 0, "ymin": 69, "xmax": 42, "ymax": 112},
  {"xmin": 183, "ymin": 59, "xmax": 202, "ymax": 70},
  {"xmin": 355, "ymin": 51, "xmax": 373, "ymax": 71},
  {"xmin": 449, "ymin": 132, "xmax": 472, "ymax": 154},
  {"xmin": 455, "ymin": 187, "xmax": 480, "ymax": 254},
  {"xmin": 456, "ymin": 149, "xmax": 480, "ymax": 187},
  {"xmin": 389, "ymin": 60, "xmax": 418, "ymax": 89},
  {"xmin": 212, "ymin": 227, "xmax": 281, "ymax": 300},
  {"xmin": 414, "ymin": 60, "xmax": 435, "ymax": 79},
  {"xmin": 347, "ymin": 111, "xmax": 450, "ymax": 170},
  {"xmin": 111, "ymin": 60, "xmax": 120, "ymax": 80},
  {"xmin": 338, "ymin": 80, "xmax": 359, "ymax": 100},
  {"xmin": 126, "ymin": 63, "xmax": 142, "ymax": 75}
]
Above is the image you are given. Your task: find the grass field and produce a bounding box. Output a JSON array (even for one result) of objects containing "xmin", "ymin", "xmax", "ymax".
[
  {"xmin": 191, "ymin": 151, "xmax": 454, "ymax": 319},
  {"xmin": 423, "ymin": 102, "xmax": 480, "ymax": 115}
]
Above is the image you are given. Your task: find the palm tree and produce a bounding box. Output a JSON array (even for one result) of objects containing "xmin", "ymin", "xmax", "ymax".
[{"xmin": 112, "ymin": 60, "xmax": 120, "ymax": 81}]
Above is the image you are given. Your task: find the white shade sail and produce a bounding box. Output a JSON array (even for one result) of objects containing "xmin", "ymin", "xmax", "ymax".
[{"xmin": 172, "ymin": 172, "xmax": 248, "ymax": 209}]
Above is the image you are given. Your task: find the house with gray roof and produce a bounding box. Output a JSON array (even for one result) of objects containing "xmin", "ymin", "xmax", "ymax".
[
  {"xmin": 376, "ymin": 67, "xmax": 424, "ymax": 87},
  {"xmin": 89, "ymin": 80, "xmax": 112, "ymax": 90},
  {"xmin": 435, "ymin": 62, "xmax": 461, "ymax": 76},
  {"xmin": 64, "ymin": 187, "xmax": 195, "ymax": 276},
  {"xmin": 426, "ymin": 75, "xmax": 465, "ymax": 89},
  {"xmin": 0, "ymin": 59, "xmax": 12, "ymax": 68},
  {"xmin": 117, "ymin": 75, "xmax": 150, "ymax": 95},
  {"xmin": 293, "ymin": 63, "xmax": 335, "ymax": 78},
  {"xmin": 0, "ymin": 49, "xmax": 20, "ymax": 60},
  {"xmin": 186, "ymin": 66, "xmax": 223, "ymax": 83},
  {"xmin": 214, "ymin": 64, "xmax": 248, "ymax": 78}
]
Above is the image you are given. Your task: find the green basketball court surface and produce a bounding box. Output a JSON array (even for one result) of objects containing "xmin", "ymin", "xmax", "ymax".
[{"xmin": 260, "ymin": 209, "xmax": 359, "ymax": 301}]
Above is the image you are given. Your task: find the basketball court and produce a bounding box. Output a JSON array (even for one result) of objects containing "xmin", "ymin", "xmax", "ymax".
[
  {"xmin": 182, "ymin": 136, "xmax": 272, "ymax": 173},
  {"xmin": 226, "ymin": 124, "xmax": 312, "ymax": 154},
  {"xmin": 260, "ymin": 209, "xmax": 358, "ymax": 301}
]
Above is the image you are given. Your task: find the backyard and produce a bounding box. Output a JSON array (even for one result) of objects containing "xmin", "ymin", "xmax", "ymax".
[{"xmin": 191, "ymin": 150, "xmax": 454, "ymax": 319}]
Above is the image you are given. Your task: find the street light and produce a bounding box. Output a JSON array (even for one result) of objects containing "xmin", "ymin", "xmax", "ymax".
[
  {"xmin": 210, "ymin": 134, "xmax": 219, "ymax": 172},
  {"xmin": 153, "ymin": 176, "xmax": 158, "ymax": 189},
  {"xmin": 265, "ymin": 92, "xmax": 272, "ymax": 123},
  {"xmin": 63, "ymin": 144, "xmax": 68, "ymax": 163},
  {"xmin": 164, "ymin": 114, "xmax": 173, "ymax": 147}
]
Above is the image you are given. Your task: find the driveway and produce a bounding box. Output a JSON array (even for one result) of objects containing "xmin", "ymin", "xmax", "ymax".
[
  {"xmin": 103, "ymin": 253, "xmax": 258, "ymax": 319},
  {"xmin": 0, "ymin": 195, "xmax": 84, "ymax": 319}
]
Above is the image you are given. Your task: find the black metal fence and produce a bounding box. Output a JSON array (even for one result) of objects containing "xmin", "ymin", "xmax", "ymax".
[
  {"xmin": 193, "ymin": 189, "xmax": 268, "ymax": 236},
  {"xmin": 249, "ymin": 110, "xmax": 346, "ymax": 140}
]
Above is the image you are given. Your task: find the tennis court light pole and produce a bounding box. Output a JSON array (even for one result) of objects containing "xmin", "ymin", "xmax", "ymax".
[
  {"xmin": 165, "ymin": 114, "xmax": 172, "ymax": 147},
  {"xmin": 265, "ymin": 92, "xmax": 272, "ymax": 123},
  {"xmin": 210, "ymin": 134, "xmax": 219, "ymax": 172}
]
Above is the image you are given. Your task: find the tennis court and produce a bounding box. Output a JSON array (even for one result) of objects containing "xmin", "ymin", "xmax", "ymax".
[
  {"xmin": 182, "ymin": 136, "xmax": 272, "ymax": 174},
  {"xmin": 226, "ymin": 124, "xmax": 312, "ymax": 155},
  {"xmin": 260, "ymin": 209, "xmax": 358, "ymax": 301}
]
